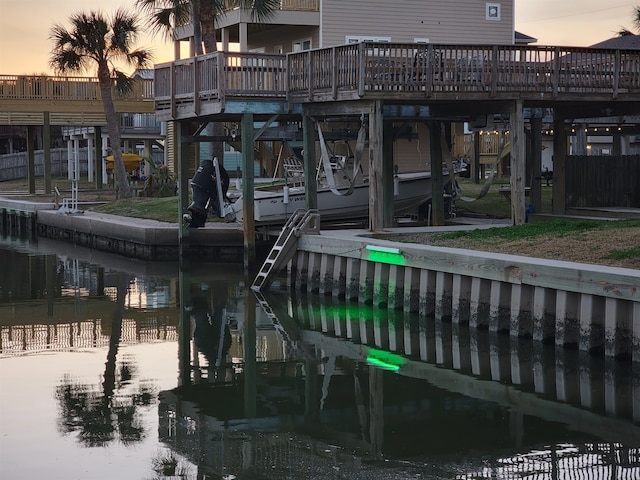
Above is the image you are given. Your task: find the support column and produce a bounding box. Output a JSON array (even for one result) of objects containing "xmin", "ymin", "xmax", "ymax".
[
  {"xmin": 26, "ymin": 125, "xmax": 36, "ymax": 193},
  {"xmin": 429, "ymin": 121, "xmax": 444, "ymax": 226},
  {"xmin": 239, "ymin": 22, "xmax": 248, "ymax": 52},
  {"xmin": 177, "ymin": 121, "xmax": 191, "ymax": 249},
  {"xmin": 511, "ymin": 100, "xmax": 526, "ymax": 224},
  {"xmin": 529, "ymin": 115, "xmax": 543, "ymax": 214},
  {"xmin": 369, "ymin": 100, "xmax": 384, "ymax": 231},
  {"xmin": 242, "ymin": 113, "xmax": 256, "ymax": 268},
  {"xmin": 43, "ymin": 112, "xmax": 52, "ymax": 194},
  {"xmin": 87, "ymin": 136, "xmax": 95, "ymax": 183},
  {"xmin": 67, "ymin": 139, "xmax": 73, "ymax": 180},
  {"xmin": 473, "ymin": 131, "xmax": 481, "ymax": 184},
  {"xmin": 383, "ymin": 120, "xmax": 394, "ymax": 227},
  {"xmin": 221, "ymin": 27, "xmax": 230, "ymax": 52},
  {"xmin": 575, "ymin": 123, "xmax": 587, "ymax": 155},
  {"xmin": 552, "ymin": 115, "xmax": 567, "ymax": 214}
]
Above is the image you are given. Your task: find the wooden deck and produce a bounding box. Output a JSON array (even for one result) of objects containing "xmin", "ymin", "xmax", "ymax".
[
  {"xmin": 152, "ymin": 42, "xmax": 640, "ymax": 121},
  {"xmin": 0, "ymin": 74, "xmax": 155, "ymax": 125},
  {"xmin": 2, "ymin": 43, "xmax": 638, "ymax": 124}
]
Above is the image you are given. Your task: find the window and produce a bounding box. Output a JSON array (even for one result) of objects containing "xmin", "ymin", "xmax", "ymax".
[
  {"xmin": 292, "ymin": 38, "xmax": 312, "ymax": 52},
  {"xmin": 486, "ymin": 3, "xmax": 501, "ymax": 21},
  {"xmin": 346, "ymin": 36, "xmax": 391, "ymax": 44},
  {"xmin": 274, "ymin": 45, "xmax": 283, "ymax": 54},
  {"xmin": 414, "ymin": 38, "xmax": 430, "ymax": 44}
]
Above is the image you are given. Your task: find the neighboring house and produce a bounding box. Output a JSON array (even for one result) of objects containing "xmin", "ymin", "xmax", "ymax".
[
  {"xmin": 571, "ymin": 35, "xmax": 640, "ymax": 156},
  {"xmin": 175, "ymin": 0, "xmax": 516, "ymax": 54}
]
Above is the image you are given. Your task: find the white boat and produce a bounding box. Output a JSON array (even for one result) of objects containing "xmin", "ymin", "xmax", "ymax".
[{"xmin": 230, "ymin": 157, "xmax": 442, "ymax": 225}]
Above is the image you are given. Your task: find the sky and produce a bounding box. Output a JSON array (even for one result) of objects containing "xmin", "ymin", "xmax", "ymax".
[{"xmin": 0, "ymin": 0, "xmax": 636, "ymax": 75}]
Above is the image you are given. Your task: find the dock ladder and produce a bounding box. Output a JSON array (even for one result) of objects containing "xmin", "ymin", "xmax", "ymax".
[{"xmin": 251, "ymin": 208, "xmax": 320, "ymax": 291}]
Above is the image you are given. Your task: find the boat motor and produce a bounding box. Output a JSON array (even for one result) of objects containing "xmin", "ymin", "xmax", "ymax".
[{"xmin": 185, "ymin": 159, "xmax": 232, "ymax": 228}]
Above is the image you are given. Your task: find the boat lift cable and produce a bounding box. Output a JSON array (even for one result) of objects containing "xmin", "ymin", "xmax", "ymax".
[{"xmin": 315, "ymin": 119, "xmax": 366, "ymax": 196}]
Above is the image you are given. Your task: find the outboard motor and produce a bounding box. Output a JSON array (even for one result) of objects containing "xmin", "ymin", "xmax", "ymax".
[{"xmin": 186, "ymin": 159, "xmax": 230, "ymax": 228}]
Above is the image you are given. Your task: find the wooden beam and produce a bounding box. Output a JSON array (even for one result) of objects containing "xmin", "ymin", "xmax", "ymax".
[
  {"xmin": 552, "ymin": 116, "xmax": 567, "ymax": 214},
  {"xmin": 383, "ymin": 120, "xmax": 394, "ymax": 227},
  {"xmin": 43, "ymin": 112, "xmax": 51, "ymax": 194},
  {"xmin": 26, "ymin": 125, "xmax": 35, "ymax": 194},
  {"xmin": 429, "ymin": 121, "xmax": 444, "ymax": 226},
  {"xmin": 529, "ymin": 116, "xmax": 543, "ymax": 214},
  {"xmin": 95, "ymin": 126, "xmax": 103, "ymax": 190},
  {"xmin": 177, "ymin": 121, "xmax": 190, "ymax": 248},
  {"xmin": 369, "ymin": 100, "xmax": 384, "ymax": 231},
  {"xmin": 511, "ymin": 100, "xmax": 526, "ymax": 225}
]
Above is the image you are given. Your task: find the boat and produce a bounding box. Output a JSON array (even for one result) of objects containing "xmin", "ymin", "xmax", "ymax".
[{"xmin": 230, "ymin": 154, "xmax": 443, "ymax": 225}]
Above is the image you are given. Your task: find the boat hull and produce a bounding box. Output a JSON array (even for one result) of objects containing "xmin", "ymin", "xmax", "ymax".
[{"xmin": 232, "ymin": 172, "xmax": 438, "ymax": 225}]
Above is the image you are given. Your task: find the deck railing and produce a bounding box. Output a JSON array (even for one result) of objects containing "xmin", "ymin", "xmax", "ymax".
[
  {"xmin": 223, "ymin": 0, "xmax": 319, "ymax": 12},
  {"xmin": 0, "ymin": 75, "xmax": 154, "ymax": 102},
  {"xmin": 287, "ymin": 42, "xmax": 640, "ymax": 101},
  {"xmin": 154, "ymin": 51, "xmax": 287, "ymax": 116}
]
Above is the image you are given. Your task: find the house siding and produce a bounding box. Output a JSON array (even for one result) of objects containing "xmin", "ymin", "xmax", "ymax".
[
  {"xmin": 321, "ymin": 0, "xmax": 514, "ymax": 47},
  {"xmin": 249, "ymin": 26, "xmax": 320, "ymax": 54}
]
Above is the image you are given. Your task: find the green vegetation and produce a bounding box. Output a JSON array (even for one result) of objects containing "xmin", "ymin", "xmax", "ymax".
[
  {"xmin": 607, "ymin": 246, "xmax": 640, "ymax": 261},
  {"xmin": 90, "ymin": 197, "xmax": 179, "ymax": 223},
  {"xmin": 436, "ymin": 218, "xmax": 640, "ymax": 241},
  {"xmin": 454, "ymin": 177, "xmax": 553, "ymax": 218}
]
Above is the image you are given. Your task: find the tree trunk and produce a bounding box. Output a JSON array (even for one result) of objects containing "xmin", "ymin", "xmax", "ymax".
[
  {"xmin": 97, "ymin": 62, "xmax": 131, "ymax": 198},
  {"xmin": 192, "ymin": 2, "xmax": 204, "ymax": 55},
  {"xmin": 200, "ymin": 1, "xmax": 217, "ymax": 54}
]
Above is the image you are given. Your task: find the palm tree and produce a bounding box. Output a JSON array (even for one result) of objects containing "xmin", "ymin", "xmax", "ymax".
[
  {"xmin": 50, "ymin": 9, "xmax": 153, "ymax": 198},
  {"xmin": 136, "ymin": 0, "xmax": 280, "ymax": 163},
  {"xmin": 617, "ymin": 5, "xmax": 640, "ymax": 36}
]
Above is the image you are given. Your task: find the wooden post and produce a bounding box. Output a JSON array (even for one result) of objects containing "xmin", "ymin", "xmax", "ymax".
[
  {"xmin": 242, "ymin": 112, "xmax": 256, "ymax": 268},
  {"xmin": 369, "ymin": 100, "xmax": 384, "ymax": 231},
  {"xmin": 530, "ymin": 115, "xmax": 543, "ymax": 214},
  {"xmin": 429, "ymin": 121, "xmax": 444, "ymax": 226},
  {"xmin": 95, "ymin": 126, "xmax": 103, "ymax": 189},
  {"xmin": 177, "ymin": 121, "xmax": 190, "ymax": 251},
  {"xmin": 383, "ymin": 120, "xmax": 394, "ymax": 227},
  {"xmin": 552, "ymin": 115, "xmax": 567, "ymax": 214},
  {"xmin": 43, "ymin": 112, "xmax": 51, "ymax": 194},
  {"xmin": 302, "ymin": 114, "xmax": 317, "ymax": 210},
  {"xmin": 26, "ymin": 125, "xmax": 36, "ymax": 194},
  {"xmin": 473, "ymin": 131, "xmax": 481, "ymax": 183},
  {"xmin": 511, "ymin": 100, "xmax": 526, "ymax": 225}
]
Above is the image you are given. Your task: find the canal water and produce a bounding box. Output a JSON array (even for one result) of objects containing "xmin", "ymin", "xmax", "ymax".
[{"xmin": 1, "ymin": 234, "xmax": 638, "ymax": 480}]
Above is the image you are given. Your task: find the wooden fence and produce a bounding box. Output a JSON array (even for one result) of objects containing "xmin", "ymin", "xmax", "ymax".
[{"xmin": 566, "ymin": 155, "xmax": 640, "ymax": 208}]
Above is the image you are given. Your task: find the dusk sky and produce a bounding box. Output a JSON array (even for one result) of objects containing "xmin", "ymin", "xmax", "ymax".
[{"xmin": 0, "ymin": 0, "xmax": 636, "ymax": 75}]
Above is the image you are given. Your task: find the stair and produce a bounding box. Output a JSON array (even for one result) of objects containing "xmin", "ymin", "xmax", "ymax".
[{"xmin": 251, "ymin": 209, "xmax": 320, "ymax": 291}]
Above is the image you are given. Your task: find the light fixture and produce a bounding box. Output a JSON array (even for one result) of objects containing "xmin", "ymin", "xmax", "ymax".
[{"xmin": 366, "ymin": 245, "xmax": 402, "ymax": 255}]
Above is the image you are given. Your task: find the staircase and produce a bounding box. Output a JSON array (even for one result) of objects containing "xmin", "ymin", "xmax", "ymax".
[{"xmin": 251, "ymin": 209, "xmax": 320, "ymax": 291}]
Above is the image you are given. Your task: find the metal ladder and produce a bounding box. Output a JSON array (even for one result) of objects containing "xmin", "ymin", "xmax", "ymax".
[{"xmin": 251, "ymin": 208, "xmax": 320, "ymax": 291}]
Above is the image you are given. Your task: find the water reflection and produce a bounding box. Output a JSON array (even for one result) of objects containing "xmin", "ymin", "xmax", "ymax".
[{"xmin": 1, "ymin": 234, "xmax": 639, "ymax": 479}]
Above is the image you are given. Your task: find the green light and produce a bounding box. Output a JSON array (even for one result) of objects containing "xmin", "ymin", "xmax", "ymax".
[
  {"xmin": 366, "ymin": 348, "xmax": 406, "ymax": 372},
  {"xmin": 364, "ymin": 245, "xmax": 405, "ymax": 266},
  {"xmin": 366, "ymin": 245, "xmax": 401, "ymax": 255},
  {"xmin": 366, "ymin": 357, "xmax": 401, "ymax": 372}
]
